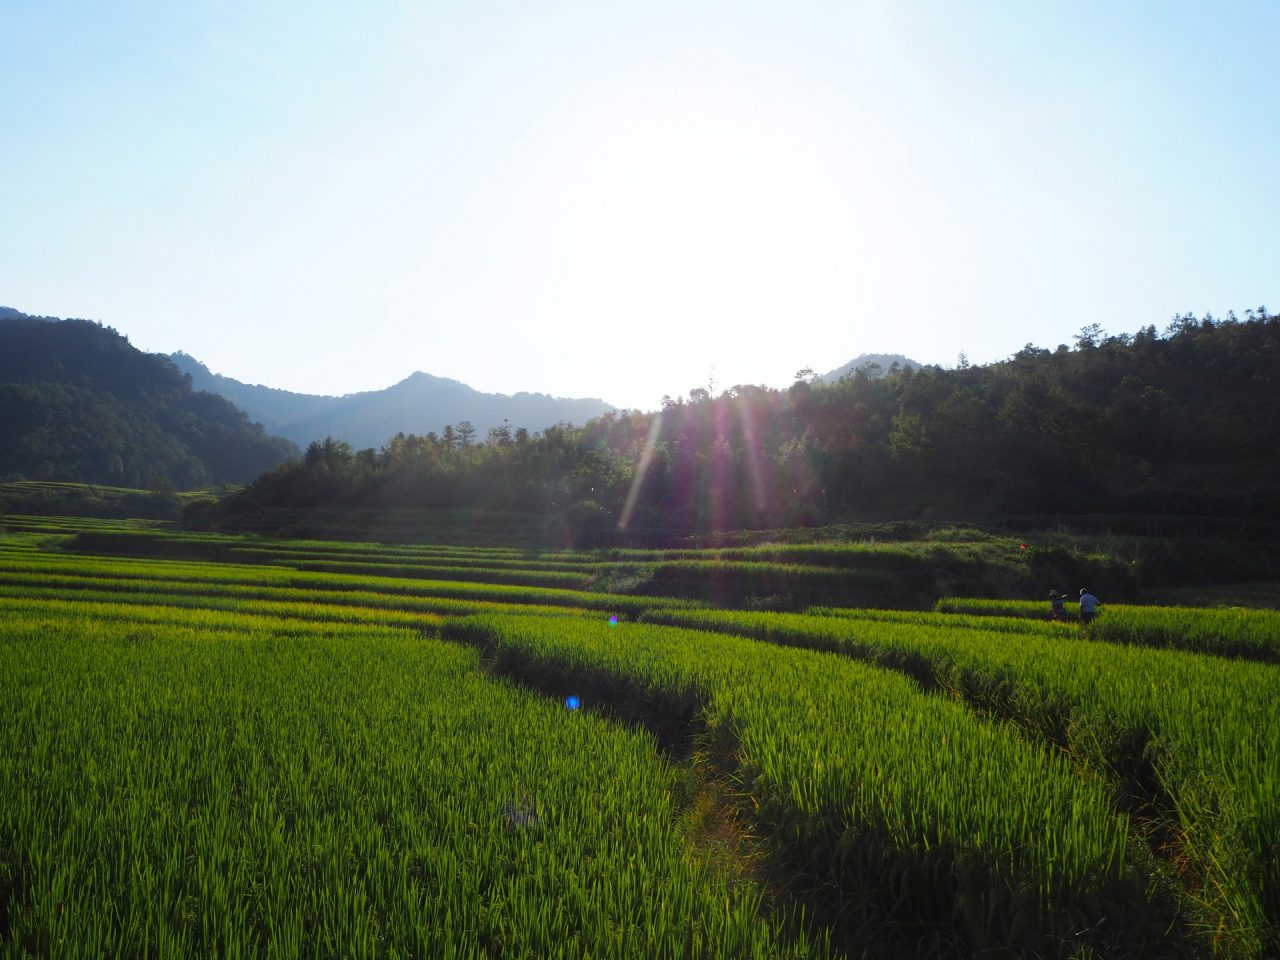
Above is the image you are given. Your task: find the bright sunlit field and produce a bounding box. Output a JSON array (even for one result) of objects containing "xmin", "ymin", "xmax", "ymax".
[{"xmin": 1, "ymin": 518, "xmax": 1277, "ymax": 958}]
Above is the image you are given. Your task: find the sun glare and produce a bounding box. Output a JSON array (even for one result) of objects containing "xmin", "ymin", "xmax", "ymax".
[{"xmin": 554, "ymin": 79, "xmax": 854, "ymax": 346}]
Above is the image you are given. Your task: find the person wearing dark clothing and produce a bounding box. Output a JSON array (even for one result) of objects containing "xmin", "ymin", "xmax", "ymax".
[{"xmin": 1049, "ymin": 591, "xmax": 1067, "ymax": 622}]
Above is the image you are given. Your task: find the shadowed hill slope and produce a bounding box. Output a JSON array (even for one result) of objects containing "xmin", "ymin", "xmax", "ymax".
[{"xmin": 0, "ymin": 310, "xmax": 297, "ymax": 488}]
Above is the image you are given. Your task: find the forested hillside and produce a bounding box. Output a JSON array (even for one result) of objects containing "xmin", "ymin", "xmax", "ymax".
[
  {"xmin": 208, "ymin": 311, "xmax": 1279, "ymax": 538},
  {"xmin": 0, "ymin": 312, "xmax": 297, "ymax": 487}
]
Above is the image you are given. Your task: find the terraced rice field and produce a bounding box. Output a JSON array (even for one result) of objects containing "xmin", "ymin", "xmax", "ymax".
[
  {"xmin": 935, "ymin": 597, "xmax": 1280, "ymax": 663},
  {"xmin": 1, "ymin": 517, "xmax": 1277, "ymax": 957}
]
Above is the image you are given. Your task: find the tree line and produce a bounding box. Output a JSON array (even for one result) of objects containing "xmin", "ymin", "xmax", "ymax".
[{"xmin": 207, "ymin": 309, "xmax": 1280, "ymax": 541}]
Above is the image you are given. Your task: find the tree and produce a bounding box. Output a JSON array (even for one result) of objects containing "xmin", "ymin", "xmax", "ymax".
[
  {"xmin": 488, "ymin": 419, "xmax": 513, "ymax": 447},
  {"xmin": 1074, "ymin": 324, "xmax": 1105, "ymax": 349},
  {"xmin": 887, "ymin": 412, "xmax": 927, "ymax": 461},
  {"xmin": 455, "ymin": 421, "xmax": 476, "ymax": 461},
  {"xmin": 456, "ymin": 420, "xmax": 476, "ymax": 447},
  {"xmin": 306, "ymin": 437, "xmax": 353, "ymax": 471}
]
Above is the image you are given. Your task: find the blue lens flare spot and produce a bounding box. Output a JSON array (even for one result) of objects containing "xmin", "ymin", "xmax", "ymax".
[
  {"xmin": 565, "ymin": 695, "xmax": 581, "ymax": 711},
  {"xmin": 608, "ymin": 615, "xmax": 619, "ymax": 626}
]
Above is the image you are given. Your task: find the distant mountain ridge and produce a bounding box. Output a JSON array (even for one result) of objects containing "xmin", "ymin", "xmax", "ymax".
[
  {"xmin": 170, "ymin": 353, "xmax": 616, "ymax": 450},
  {"xmin": 0, "ymin": 309, "xmax": 296, "ymax": 488}
]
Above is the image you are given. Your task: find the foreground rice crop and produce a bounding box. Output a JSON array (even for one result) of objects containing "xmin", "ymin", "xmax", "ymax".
[
  {"xmin": 442, "ymin": 614, "xmax": 1170, "ymax": 957},
  {"xmin": 1, "ymin": 517, "xmax": 1270, "ymax": 956},
  {"xmin": 0, "ymin": 609, "xmax": 824, "ymax": 958},
  {"xmin": 641, "ymin": 607, "xmax": 1280, "ymax": 956}
]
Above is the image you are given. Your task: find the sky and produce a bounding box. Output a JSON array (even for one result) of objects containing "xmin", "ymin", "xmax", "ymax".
[{"xmin": 2, "ymin": 1, "xmax": 1277, "ymax": 412}]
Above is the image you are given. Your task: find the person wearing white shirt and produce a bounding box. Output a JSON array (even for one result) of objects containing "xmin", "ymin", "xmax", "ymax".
[{"xmin": 1078, "ymin": 589, "xmax": 1101, "ymax": 625}]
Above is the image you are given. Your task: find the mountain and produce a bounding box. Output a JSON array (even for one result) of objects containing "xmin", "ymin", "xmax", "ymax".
[
  {"xmin": 820, "ymin": 353, "xmax": 920, "ymax": 383},
  {"xmin": 171, "ymin": 353, "xmax": 616, "ymax": 450},
  {"xmin": 169, "ymin": 352, "xmax": 339, "ymax": 435},
  {"xmin": 0, "ymin": 309, "xmax": 297, "ymax": 488}
]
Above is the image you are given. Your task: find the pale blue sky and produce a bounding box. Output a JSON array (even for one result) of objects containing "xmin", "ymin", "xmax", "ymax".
[{"xmin": 2, "ymin": 1, "xmax": 1276, "ymax": 411}]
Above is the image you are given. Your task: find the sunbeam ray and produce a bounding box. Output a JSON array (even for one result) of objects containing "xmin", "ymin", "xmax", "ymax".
[{"xmin": 617, "ymin": 412, "xmax": 664, "ymax": 531}]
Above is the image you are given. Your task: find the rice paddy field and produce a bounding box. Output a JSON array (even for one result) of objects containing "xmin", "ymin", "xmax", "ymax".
[{"xmin": 1, "ymin": 514, "xmax": 1277, "ymax": 958}]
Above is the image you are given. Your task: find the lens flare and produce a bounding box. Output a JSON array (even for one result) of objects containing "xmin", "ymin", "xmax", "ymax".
[
  {"xmin": 737, "ymin": 401, "xmax": 769, "ymax": 516},
  {"xmin": 608, "ymin": 615, "xmax": 618, "ymax": 626},
  {"xmin": 565, "ymin": 695, "xmax": 581, "ymax": 711},
  {"xmin": 618, "ymin": 412, "xmax": 664, "ymax": 531}
]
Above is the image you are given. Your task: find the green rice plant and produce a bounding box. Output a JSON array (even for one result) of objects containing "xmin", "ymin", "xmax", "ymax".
[
  {"xmin": 808, "ymin": 605, "xmax": 1071, "ymax": 639},
  {"xmin": 0, "ymin": 551, "xmax": 304, "ymax": 579},
  {"xmin": 0, "ymin": 514, "xmax": 168, "ymax": 534},
  {"xmin": 58, "ymin": 529, "xmax": 604, "ymax": 587},
  {"xmin": 0, "ymin": 595, "xmax": 442, "ymax": 638},
  {"xmin": 442, "ymin": 613, "xmax": 1166, "ymax": 957},
  {"xmin": 213, "ymin": 505, "xmax": 556, "ymax": 547},
  {"xmin": 228, "ymin": 544, "xmax": 601, "ymax": 572},
  {"xmin": 639, "ymin": 607, "xmax": 1280, "ymax": 957},
  {"xmin": 0, "ymin": 599, "xmax": 424, "ymax": 642},
  {"xmin": 282, "ymin": 558, "xmax": 593, "ymax": 589},
  {"xmin": 1, "ymin": 480, "xmax": 151, "ymax": 496},
  {"xmin": 0, "ymin": 580, "xmax": 591, "ymax": 630},
  {"xmin": 0, "ymin": 553, "xmax": 704, "ymax": 617},
  {"xmin": 643, "ymin": 560, "xmax": 913, "ymax": 608},
  {"xmin": 935, "ymin": 597, "xmax": 1054, "ymax": 619},
  {"xmin": 0, "ymin": 609, "xmax": 827, "ymax": 958},
  {"xmin": 44, "ymin": 526, "xmax": 649, "ymax": 598},
  {"xmin": 937, "ymin": 598, "xmax": 1280, "ymax": 663},
  {"xmin": 0, "ymin": 588, "xmax": 457, "ymax": 634},
  {"xmin": 1086, "ymin": 605, "xmax": 1280, "ymax": 663},
  {"xmin": 3, "ymin": 522, "xmax": 1262, "ymax": 953},
  {"xmin": 214, "ymin": 534, "xmax": 532, "ymax": 558},
  {"xmin": 582, "ymin": 540, "xmax": 999, "ymax": 569},
  {"xmin": 649, "ymin": 559, "xmax": 903, "ymax": 589}
]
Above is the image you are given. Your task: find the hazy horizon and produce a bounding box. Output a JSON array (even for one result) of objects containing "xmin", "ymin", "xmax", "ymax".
[{"xmin": 3, "ymin": 1, "xmax": 1277, "ymax": 411}]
